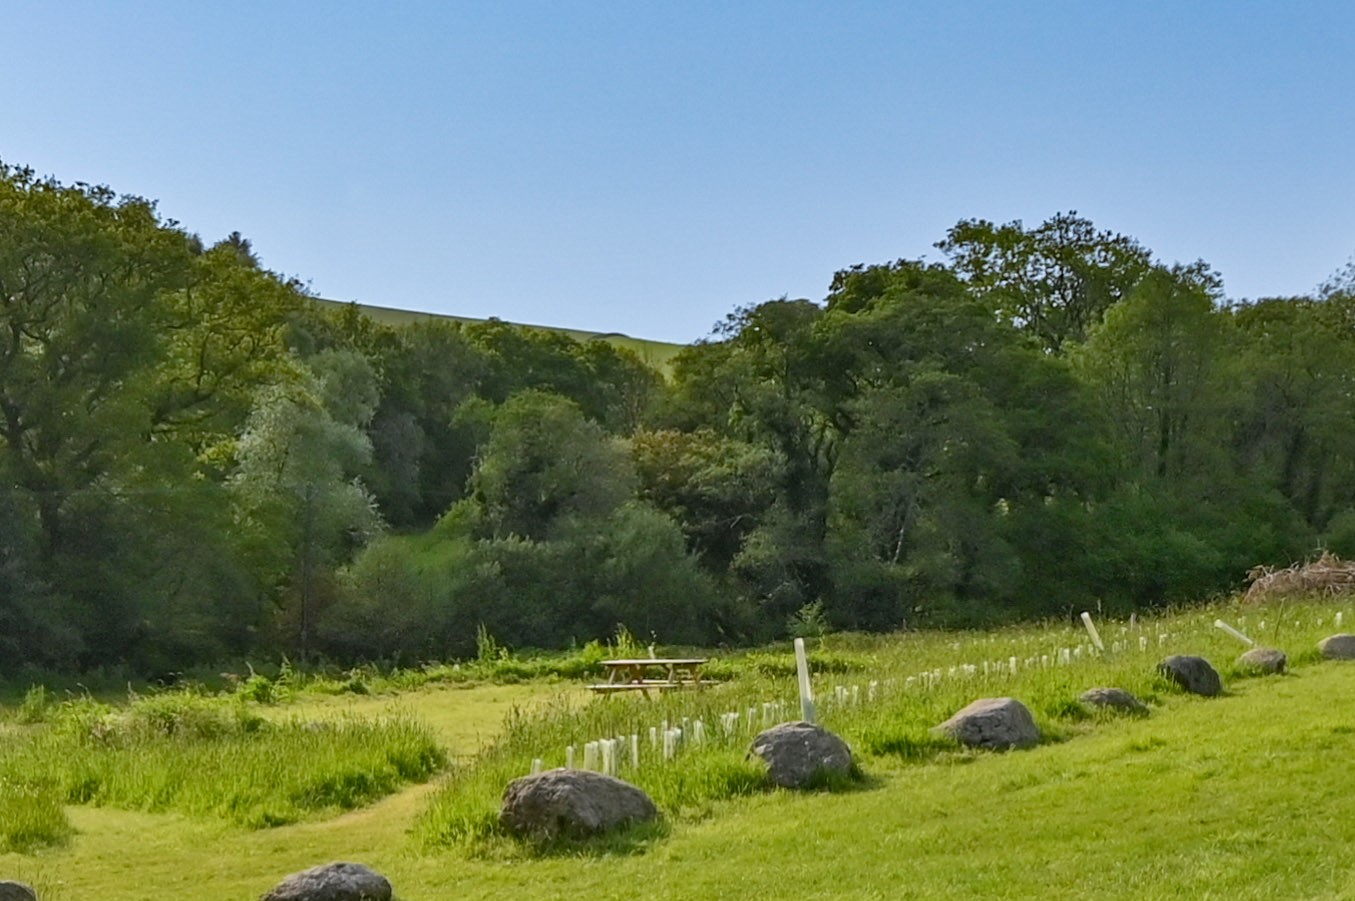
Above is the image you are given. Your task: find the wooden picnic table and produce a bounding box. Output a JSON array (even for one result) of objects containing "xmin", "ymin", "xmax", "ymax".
[{"xmin": 589, "ymin": 658, "xmax": 708, "ymax": 696}]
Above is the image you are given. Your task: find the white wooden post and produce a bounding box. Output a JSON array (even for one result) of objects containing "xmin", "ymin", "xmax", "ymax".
[
  {"xmin": 794, "ymin": 637, "xmax": 817, "ymax": 723},
  {"xmin": 602, "ymin": 739, "xmax": 616, "ymax": 776}
]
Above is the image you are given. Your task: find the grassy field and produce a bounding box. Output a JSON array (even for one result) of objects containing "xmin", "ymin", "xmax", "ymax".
[
  {"xmin": 4, "ymin": 598, "xmax": 1355, "ymax": 899},
  {"xmin": 313, "ymin": 297, "xmax": 688, "ymax": 374}
]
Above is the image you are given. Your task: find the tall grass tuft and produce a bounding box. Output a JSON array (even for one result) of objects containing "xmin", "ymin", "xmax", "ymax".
[
  {"xmin": 16, "ymin": 685, "xmax": 53, "ymax": 724},
  {"xmin": 0, "ymin": 780, "xmax": 73, "ymax": 853}
]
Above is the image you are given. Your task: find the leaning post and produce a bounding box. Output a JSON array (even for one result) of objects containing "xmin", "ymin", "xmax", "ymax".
[{"xmin": 1080, "ymin": 611, "xmax": 1106, "ymax": 653}]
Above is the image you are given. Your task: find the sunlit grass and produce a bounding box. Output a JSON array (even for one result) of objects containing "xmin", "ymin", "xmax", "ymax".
[
  {"xmin": 415, "ymin": 596, "xmax": 1350, "ymax": 850},
  {"xmin": 3, "ymin": 597, "xmax": 1355, "ymax": 898},
  {"xmin": 0, "ymin": 779, "xmax": 72, "ymax": 853},
  {"xmin": 0, "ymin": 691, "xmax": 446, "ymax": 829}
]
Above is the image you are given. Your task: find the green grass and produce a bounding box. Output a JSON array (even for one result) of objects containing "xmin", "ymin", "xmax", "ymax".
[
  {"xmin": 260, "ymin": 681, "xmax": 586, "ymax": 764},
  {"xmin": 4, "ymin": 595, "xmax": 1355, "ymax": 898},
  {"xmin": 413, "ymin": 597, "xmax": 1348, "ymax": 850},
  {"xmin": 0, "ymin": 691, "xmax": 446, "ymax": 829},
  {"xmin": 0, "ymin": 780, "xmax": 73, "ymax": 854}
]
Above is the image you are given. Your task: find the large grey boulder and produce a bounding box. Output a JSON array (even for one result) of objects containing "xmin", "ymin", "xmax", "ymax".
[
  {"xmin": 1237, "ymin": 647, "xmax": 1287, "ymax": 675},
  {"xmin": 749, "ymin": 721, "xmax": 854, "ymax": 788},
  {"xmin": 259, "ymin": 862, "xmax": 390, "ymax": 901},
  {"xmin": 1319, "ymin": 634, "xmax": 1355, "ymax": 660},
  {"xmin": 934, "ymin": 697, "xmax": 1040, "ymax": 750},
  {"xmin": 0, "ymin": 882, "xmax": 37, "ymax": 901},
  {"xmin": 1157, "ymin": 655, "xmax": 1222, "ymax": 696},
  {"xmin": 501, "ymin": 768, "xmax": 658, "ymax": 839},
  {"xmin": 1079, "ymin": 687, "xmax": 1148, "ymax": 714}
]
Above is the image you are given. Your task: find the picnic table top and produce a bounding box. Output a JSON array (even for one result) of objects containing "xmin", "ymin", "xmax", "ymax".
[{"xmin": 599, "ymin": 658, "xmax": 708, "ymax": 667}]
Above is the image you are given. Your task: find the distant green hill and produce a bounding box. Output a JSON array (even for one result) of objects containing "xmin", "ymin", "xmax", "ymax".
[{"xmin": 315, "ymin": 298, "xmax": 688, "ymax": 374}]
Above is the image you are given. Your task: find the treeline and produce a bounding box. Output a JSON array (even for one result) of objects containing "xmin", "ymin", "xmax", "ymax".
[{"xmin": 3, "ymin": 164, "xmax": 1354, "ymax": 674}]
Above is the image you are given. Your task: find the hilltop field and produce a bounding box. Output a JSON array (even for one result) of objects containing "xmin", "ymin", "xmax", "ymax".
[
  {"xmin": 4, "ymin": 595, "xmax": 1355, "ymax": 900},
  {"xmin": 313, "ymin": 297, "xmax": 688, "ymax": 373}
]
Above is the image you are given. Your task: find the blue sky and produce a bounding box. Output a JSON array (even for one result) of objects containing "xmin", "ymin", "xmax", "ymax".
[{"xmin": 4, "ymin": 1, "xmax": 1352, "ymax": 342}]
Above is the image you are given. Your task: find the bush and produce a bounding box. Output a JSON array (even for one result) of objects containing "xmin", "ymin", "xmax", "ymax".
[{"xmin": 323, "ymin": 501, "xmax": 722, "ymax": 663}]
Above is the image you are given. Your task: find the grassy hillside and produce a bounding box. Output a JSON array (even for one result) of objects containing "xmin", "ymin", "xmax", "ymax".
[
  {"xmin": 4, "ymin": 598, "xmax": 1355, "ymax": 899},
  {"xmin": 314, "ymin": 298, "xmax": 688, "ymax": 374}
]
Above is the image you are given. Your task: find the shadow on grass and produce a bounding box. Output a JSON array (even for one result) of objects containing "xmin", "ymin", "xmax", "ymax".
[
  {"xmin": 506, "ymin": 818, "xmax": 672, "ymax": 858},
  {"xmin": 797, "ymin": 764, "xmax": 883, "ymax": 794},
  {"xmin": 859, "ymin": 731, "xmax": 965, "ymax": 763}
]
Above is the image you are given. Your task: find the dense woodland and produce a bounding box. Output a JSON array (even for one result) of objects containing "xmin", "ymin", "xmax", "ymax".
[{"xmin": 4, "ymin": 162, "xmax": 1355, "ymax": 675}]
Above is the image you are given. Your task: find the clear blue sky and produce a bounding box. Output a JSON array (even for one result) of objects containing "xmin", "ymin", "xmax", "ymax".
[{"xmin": 5, "ymin": 1, "xmax": 1352, "ymax": 343}]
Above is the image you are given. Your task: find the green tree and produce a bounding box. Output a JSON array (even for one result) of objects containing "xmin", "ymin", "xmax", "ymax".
[
  {"xmin": 1070, "ymin": 269, "xmax": 1311, "ymax": 604},
  {"xmin": 325, "ymin": 390, "xmax": 719, "ymax": 657},
  {"xmin": 0, "ymin": 164, "xmax": 256, "ymax": 666},
  {"xmin": 152, "ymin": 242, "xmax": 308, "ymax": 463},
  {"xmin": 817, "ymin": 260, "xmax": 1108, "ymax": 625},
  {"xmin": 665, "ymin": 299, "xmax": 838, "ymax": 625},
  {"xmin": 365, "ymin": 319, "xmax": 490, "ymax": 526},
  {"xmin": 1231, "ymin": 296, "xmax": 1355, "ymax": 531},
  {"xmin": 153, "ymin": 242, "xmax": 307, "ymax": 449},
  {"xmin": 0, "ymin": 163, "xmax": 196, "ymax": 568},
  {"xmin": 571, "ymin": 339, "xmax": 664, "ymax": 434},
  {"xmin": 228, "ymin": 357, "xmax": 382, "ymax": 656},
  {"xmin": 463, "ymin": 320, "xmax": 595, "ymax": 408},
  {"xmin": 1073, "ymin": 267, "xmax": 1234, "ymax": 483},
  {"xmin": 469, "ymin": 391, "xmax": 636, "ymax": 541},
  {"xmin": 630, "ymin": 428, "xmax": 783, "ymax": 572},
  {"xmin": 936, "ymin": 211, "xmax": 1153, "ymax": 352}
]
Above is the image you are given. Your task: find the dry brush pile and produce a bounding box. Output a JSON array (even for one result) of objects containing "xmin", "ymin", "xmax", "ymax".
[{"xmin": 1245, "ymin": 551, "xmax": 1355, "ymax": 601}]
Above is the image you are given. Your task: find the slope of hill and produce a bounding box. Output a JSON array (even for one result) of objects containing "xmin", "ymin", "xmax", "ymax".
[{"xmin": 315, "ymin": 298, "xmax": 689, "ymax": 373}]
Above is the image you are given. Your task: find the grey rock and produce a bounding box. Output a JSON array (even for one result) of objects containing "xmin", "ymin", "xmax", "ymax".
[
  {"xmin": 1079, "ymin": 687, "xmax": 1148, "ymax": 713},
  {"xmin": 0, "ymin": 882, "xmax": 37, "ymax": 901},
  {"xmin": 1157, "ymin": 655, "xmax": 1223, "ymax": 696},
  {"xmin": 1237, "ymin": 647, "xmax": 1287, "ymax": 675},
  {"xmin": 934, "ymin": 697, "xmax": 1040, "ymax": 750},
  {"xmin": 259, "ymin": 862, "xmax": 391, "ymax": 901},
  {"xmin": 749, "ymin": 721, "xmax": 854, "ymax": 788},
  {"xmin": 501, "ymin": 768, "xmax": 658, "ymax": 838},
  {"xmin": 1319, "ymin": 634, "xmax": 1355, "ymax": 660}
]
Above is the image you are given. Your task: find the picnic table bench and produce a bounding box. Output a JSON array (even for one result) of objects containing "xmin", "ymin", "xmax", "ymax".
[{"xmin": 588, "ymin": 658, "xmax": 708, "ymax": 697}]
